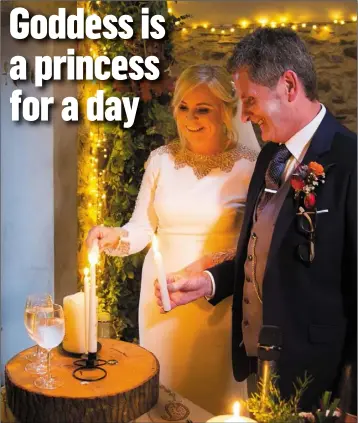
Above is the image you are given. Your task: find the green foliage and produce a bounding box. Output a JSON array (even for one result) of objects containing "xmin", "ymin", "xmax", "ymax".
[
  {"xmin": 247, "ymin": 372, "xmax": 313, "ymax": 423},
  {"xmin": 313, "ymin": 392, "xmax": 340, "ymax": 423},
  {"xmin": 79, "ymin": 1, "xmax": 179, "ymax": 341},
  {"xmin": 246, "ymin": 372, "xmax": 341, "ymax": 423}
]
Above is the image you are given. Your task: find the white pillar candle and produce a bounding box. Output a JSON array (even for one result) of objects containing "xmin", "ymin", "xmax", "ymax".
[
  {"xmin": 88, "ymin": 240, "xmax": 99, "ymax": 353},
  {"xmin": 63, "ymin": 292, "xmax": 86, "ymax": 354},
  {"xmin": 207, "ymin": 402, "xmax": 256, "ymax": 422},
  {"xmin": 83, "ymin": 268, "xmax": 90, "ymax": 354},
  {"xmin": 152, "ymin": 235, "xmax": 171, "ymax": 312}
]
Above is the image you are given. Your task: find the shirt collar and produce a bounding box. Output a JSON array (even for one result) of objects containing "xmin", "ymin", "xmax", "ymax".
[{"xmin": 285, "ymin": 104, "xmax": 326, "ymax": 162}]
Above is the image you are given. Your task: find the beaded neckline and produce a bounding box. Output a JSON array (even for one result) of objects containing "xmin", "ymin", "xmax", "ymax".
[{"xmin": 151, "ymin": 141, "xmax": 257, "ymax": 179}]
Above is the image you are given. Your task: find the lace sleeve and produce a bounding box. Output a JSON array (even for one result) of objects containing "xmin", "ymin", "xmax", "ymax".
[
  {"xmin": 105, "ymin": 151, "xmax": 160, "ymax": 257},
  {"xmin": 208, "ymin": 248, "xmax": 237, "ymax": 266},
  {"xmin": 183, "ymin": 248, "xmax": 237, "ymax": 273}
]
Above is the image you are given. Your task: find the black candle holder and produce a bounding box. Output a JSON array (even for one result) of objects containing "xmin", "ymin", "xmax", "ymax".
[{"xmin": 72, "ymin": 352, "xmax": 108, "ymax": 382}]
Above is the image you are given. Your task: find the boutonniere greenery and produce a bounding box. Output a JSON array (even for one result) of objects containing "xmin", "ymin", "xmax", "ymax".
[{"xmin": 290, "ymin": 162, "xmax": 332, "ymax": 209}]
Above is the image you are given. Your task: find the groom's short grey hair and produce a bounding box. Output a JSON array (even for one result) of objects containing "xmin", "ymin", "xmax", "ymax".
[{"xmin": 227, "ymin": 27, "xmax": 318, "ymax": 101}]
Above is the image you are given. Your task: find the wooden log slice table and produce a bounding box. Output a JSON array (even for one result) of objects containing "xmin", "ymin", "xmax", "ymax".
[{"xmin": 5, "ymin": 338, "xmax": 159, "ymax": 423}]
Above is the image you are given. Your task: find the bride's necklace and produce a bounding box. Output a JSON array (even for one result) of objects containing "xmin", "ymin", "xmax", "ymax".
[{"xmin": 154, "ymin": 141, "xmax": 256, "ymax": 179}]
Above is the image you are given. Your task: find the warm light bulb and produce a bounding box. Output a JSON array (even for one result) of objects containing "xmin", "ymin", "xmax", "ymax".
[
  {"xmin": 84, "ymin": 267, "xmax": 89, "ymax": 276},
  {"xmin": 182, "ymin": 27, "xmax": 187, "ymax": 32},
  {"xmin": 323, "ymin": 25, "xmax": 329, "ymax": 31},
  {"xmin": 333, "ymin": 19, "xmax": 338, "ymax": 24},
  {"xmin": 168, "ymin": 7, "xmax": 172, "ymax": 13},
  {"xmin": 340, "ymin": 20, "xmax": 345, "ymax": 25},
  {"xmin": 292, "ymin": 24, "xmax": 297, "ymax": 30},
  {"xmin": 230, "ymin": 27, "xmax": 235, "ymax": 32},
  {"xmin": 211, "ymin": 27, "xmax": 216, "ymax": 32},
  {"xmin": 312, "ymin": 24, "xmax": 317, "ymax": 29},
  {"xmin": 203, "ymin": 23, "xmax": 208, "ymax": 29},
  {"xmin": 221, "ymin": 30, "xmax": 225, "ymax": 34},
  {"xmin": 270, "ymin": 22, "xmax": 277, "ymax": 28},
  {"xmin": 352, "ymin": 15, "xmax": 357, "ymax": 22},
  {"xmin": 175, "ymin": 21, "xmax": 180, "ymax": 26},
  {"xmin": 281, "ymin": 23, "xmax": 286, "ymax": 27},
  {"xmin": 258, "ymin": 18, "xmax": 268, "ymax": 27},
  {"xmin": 302, "ymin": 23, "xmax": 306, "ymax": 28}
]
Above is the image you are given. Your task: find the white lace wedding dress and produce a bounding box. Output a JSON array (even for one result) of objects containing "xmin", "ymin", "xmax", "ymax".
[{"xmin": 110, "ymin": 141, "xmax": 257, "ymax": 414}]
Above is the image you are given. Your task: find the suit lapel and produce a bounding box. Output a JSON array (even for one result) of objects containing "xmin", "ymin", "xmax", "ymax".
[{"xmin": 266, "ymin": 110, "xmax": 338, "ymax": 268}]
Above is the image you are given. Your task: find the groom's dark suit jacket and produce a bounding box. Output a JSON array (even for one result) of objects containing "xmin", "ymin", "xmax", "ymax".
[{"xmin": 209, "ymin": 110, "xmax": 357, "ymax": 410}]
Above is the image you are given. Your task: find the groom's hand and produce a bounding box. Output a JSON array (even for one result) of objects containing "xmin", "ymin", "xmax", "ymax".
[{"xmin": 154, "ymin": 270, "xmax": 213, "ymax": 313}]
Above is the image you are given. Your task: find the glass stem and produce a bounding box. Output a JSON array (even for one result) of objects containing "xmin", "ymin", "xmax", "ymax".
[{"xmin": 47, "ymin": 350, "xmax": 52, "ymax": 381}]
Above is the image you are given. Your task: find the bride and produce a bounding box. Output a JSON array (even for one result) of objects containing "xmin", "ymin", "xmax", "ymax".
[{"xmin": 86, "ymin": 64, "xmax": 260, "ymax": 414}]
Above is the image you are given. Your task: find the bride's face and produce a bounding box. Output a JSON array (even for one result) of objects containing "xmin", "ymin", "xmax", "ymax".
[{"xmin": 176, "ymin": 84, "xmax": 226, "ymax": 153}]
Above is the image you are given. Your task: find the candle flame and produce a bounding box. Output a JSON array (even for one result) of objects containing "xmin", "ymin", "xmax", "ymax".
[
  {"xmin": 233, "ymin": 401, "xmax": 240, "ymax": 417},
  {"xmin": 88, "ymin": 240, "xmax": 99, "ymax": 265},
  {"xmin": 84, "ymin": 267, "xmax": 89, "ymax": 276},
  {"xmin": 152, "ymin": 235, "xmax": 159, "ymax": 254}
]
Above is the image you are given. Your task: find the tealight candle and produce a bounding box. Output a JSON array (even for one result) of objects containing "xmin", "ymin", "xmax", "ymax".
[{"xmin": 206, "ymin": 402, "xmax": 257, "ymax": 422}]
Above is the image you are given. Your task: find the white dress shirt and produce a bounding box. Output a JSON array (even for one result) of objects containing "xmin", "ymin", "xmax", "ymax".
[{"xmin": 205, "ymin": 104, "xmax": 327, "ymax": 298}]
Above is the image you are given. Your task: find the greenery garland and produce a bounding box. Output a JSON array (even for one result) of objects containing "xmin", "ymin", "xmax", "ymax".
[{"xmin": 78, "ymin": 1, "xmax": 184, "ymax": 341}]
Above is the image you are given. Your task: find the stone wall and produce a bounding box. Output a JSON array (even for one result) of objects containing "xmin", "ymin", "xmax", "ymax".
[{"xmin": 172, "ymin": 24, "xmax": 357, "ymax": 133}]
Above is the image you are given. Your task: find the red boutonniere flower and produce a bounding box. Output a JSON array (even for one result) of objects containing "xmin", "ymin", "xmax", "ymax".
[{"xmin": 290, "ymin": 161, "xmax": 327, "ymax": 209}]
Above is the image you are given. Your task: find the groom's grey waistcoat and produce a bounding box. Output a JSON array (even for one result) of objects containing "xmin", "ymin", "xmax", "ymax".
[{"xmin": 242, "ymin": 180, "xmax": 292, "ymax": 356}]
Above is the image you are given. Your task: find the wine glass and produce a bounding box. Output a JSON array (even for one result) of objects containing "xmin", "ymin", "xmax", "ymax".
[
  {"xmin": 32, "ymin": 304, "xmax": 65, "ymax": 389},
  {"xmin": 24, "ymin": 293, "xmax": 53, "ymax": 374}
]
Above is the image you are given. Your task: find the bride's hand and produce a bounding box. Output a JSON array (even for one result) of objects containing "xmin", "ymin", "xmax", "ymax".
[{"xmin": 86, "ymin": 226, "xmax": 121, "ymax": 252}]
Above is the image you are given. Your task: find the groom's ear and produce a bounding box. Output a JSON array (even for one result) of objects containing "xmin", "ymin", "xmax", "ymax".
[{"xmin": 282, "ymin": 70, "xmax": 299, "ymax": 102}]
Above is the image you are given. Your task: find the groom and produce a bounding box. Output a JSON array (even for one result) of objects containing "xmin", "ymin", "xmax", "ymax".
[{"xmin": 155, "ymin": 28, "xmax": 357, "ymax": 412}]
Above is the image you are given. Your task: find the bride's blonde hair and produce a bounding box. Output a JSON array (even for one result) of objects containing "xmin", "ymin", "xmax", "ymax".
[{"xmin": 172, "ymin": 64, "xmax": 238, "ymax": 147}]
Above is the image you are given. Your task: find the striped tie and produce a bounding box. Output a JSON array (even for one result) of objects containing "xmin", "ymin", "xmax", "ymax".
[{"xmin": 256, "ymin": 144, "xmax": 291, "ymax": 217}]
